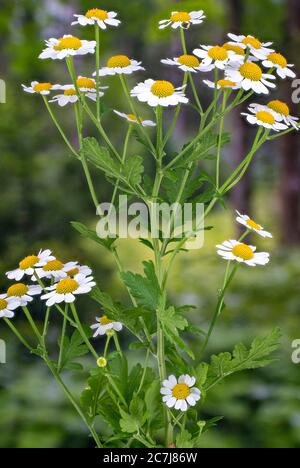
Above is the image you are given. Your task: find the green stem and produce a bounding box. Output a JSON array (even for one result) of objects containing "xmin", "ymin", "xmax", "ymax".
[
  {"xmin": 57, "ymin": 305, "xmax": 68, "ymax": 373},
  {"xmin": 113, "ymin": 333, "xmax": 122, "ymax": 354},
  {"xmin": 216, "ymin": 91, "xmax": 228, "ymax": 190},
  {"xmin": 4, "ymin": 318, "xmax": 33, "ymax": 351},
  {"xmin": 70, "ymin": 303, "xmax": 99, "ymax": 360},
  {"xmin": 136, "ymin": 348, "xmax": 150, "ymax": 395},
  {"xmin": 22, "ymin": 306, "xmax": 43, "ymax": 345},
  {"xmin": 189, "ymin": 73, "xmax": 203, "ymax": 114},
  {"xmin": 103, "ymin": 334, "xmax": 111, "ymax": 358},
  {"xmin": 95, "ymin": 24, "xmax": 101, "ymax": 122}
]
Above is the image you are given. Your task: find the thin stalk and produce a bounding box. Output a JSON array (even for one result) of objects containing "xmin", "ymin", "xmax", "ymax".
[
  {"xmin": 136, "ymin": 348, "xmax": 150, "ymax": 395},
  {"xmin": 22, "ymin": 306, "xmax": 43, "ymax": 345},
  {"xmin": 57, "ymin": 305, "xmax": 68, "ymax": 373},
  {"xmin": 95, "ymin": 24, "xmax": 101, "ymax": 122},
  {"xmin": 70, "ymin": 303, "xmax": 99, "ymax": 360},
  {"xmin": 216, "ymin": 91, "xmax": 228, "ymax": 189},
  {"xmin": 4, "ymin": 318, "xmax": 33, "ymax": 351}
]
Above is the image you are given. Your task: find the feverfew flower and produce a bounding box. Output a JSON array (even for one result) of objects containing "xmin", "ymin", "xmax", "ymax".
[
  {"xmin": 159, "ymin": 10, "xmax": 205, "ymax": 30},
  {"xmin": 49, "ymin": 84, "xmax": 103, "ymax": 107},
  {"xmin": 39, "ymin": 35, "xmax": 96, "ymax": 60},
  {"xmin": 225, "ymin": 62, "xmax": 276, "ymax": 94},
  {"xmin": 227, "ymin": 34, "xmax": 274, "ymax": 60},
  {"xmin": 113, "ymin": 110, "xmax": 156, "ymax": 127},
  {"xmin": 160, "ymin": 375, "xmax": 201, "ymax": 412},
  {"xmin": 41, "ymin": 274, "xmax": 96, "ymax": 306},
  {"xmin": 91, "ymin": 316, "xmax": 123, "ymax": 337},
  {"xmin": 131, "ymin": 79, "xmax": 188, "ymax": 108},
  {"xmin": 236, "ymin": 211, "xmax": 273, "ymax": 238},
  {"xmin": 6, "ymin": 283, "xmax": 42, "ymax": 307},
  {"xmin": 262, "ymin": 52, "xmax": 296, "ymax": 79},
  {"xmin": 34, "ymin": 259, "xmax": 78, "ymax": 281},
  {"xmin": 22, "ymin": 82, "xmax": 60, "ymax": 95},
  {"xmin": 203, "ymin": 79, "xmax": 240, "ymax": 90},
  {"xmin": 266, "ymin": 100, "xmax": 299, "ymax": 130},
  {"xmin": 0, "ymin": 294, "xmax": 20, "ymax": 319},
  {"xmin": 6, "ymin": 250, "xmax": 55, "ymax": 281},
  {"xmin": 193, "ymin": 45, "xmax": 242, "ymax": 70},
  {"xmin": 93, "ymin": 55, "xmax": 144, "ymax": 77},
  {"xmin": 161, "ymin": 54, "xmax": 214, "ymax": 73},
  {"xmin": 216, "ymin": 240, "xmax": 270, "ymax": 266},
  {"xmin": 97, "ymin": 357, "xmax": 107, "ymax": 368},
  {"xmin": 72, "ymin": 9, "xmax": 121, "ymax": 29},
  {"xmin": 242, "ymin": 106, "xmax": 288, "ymax": 131}
]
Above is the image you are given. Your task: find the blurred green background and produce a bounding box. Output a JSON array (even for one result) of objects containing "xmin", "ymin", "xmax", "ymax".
[{"xmin": 1, "ymin": 0, "xmax": 300, "ymax": 448}]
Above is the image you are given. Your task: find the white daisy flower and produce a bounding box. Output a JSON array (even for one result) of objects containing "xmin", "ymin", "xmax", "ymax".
[
  {"xmin": 222, "ymin": 42, "xmax": 246, "ymax": 58},
  {"xmin": 249, "ymin": 101, "xmax": 299, "ymax": 131},
  {"xmin": 216, "ymin": 240, "xmax": 270, "ymax": 266},
  {"xmin": 6, "ymin": 283, "xmax": 42, "ymax": 307},
  {"xmin": 161, "ymin": 54, "xmax": 214, "ymax": 73},
  {"xmin": 113, "ymin": 110, "xmax": 156, "ymax": 127},
  {"xmin": 236, "ymin": 211, "xmax": 273, "ymax": 238},
  {"xmin": 64, "ymin": 264, "xmax": 93, "ymax": 278},
  {"xmin": 262, "ymin": 52, "xmax": 296, "ymax": 79},
  {"xmin": 227, "ymin": 33, "xmax": 274, "ymax": 60},
  {"xmin": 225, "ymin": 61, "xmax": 276, "ymax": 94},
  {"xmin": 34, "ymin": 259, "xmax": 79, "ymax": 281},
  {"xmin": 97, "ymin": 357, "xmax": 107, "ymax": 368},
  {"xmin": 160, "ymin": 374, "xmax": 201, "ymax": 412},
  {"xmin": 22, "ymin": 82, "xmax": 61, "ymax": 95},
  {"xmin": 39, "ymin": 35, "xmax": 96, "ymax": 60},
  {"xmin": 193, "ymin": 45, "xmax": 243, "ymax": 70},
  {"xmin": 6, "ymin": 250, "xmax": 55, "ymax": 281},
  {"xmin": 72, "ymin": 9, "xmax": 121, "ymax": 30},
  {"xmin": 159, "ymin": 10, "xmax": 205, "ymax": 30},
  {"xmin": 131, "ymin": 79, "xmax": 188, "ymax": 108},
  {"xmin": 49, "ymin": 83, "xmax": 105, "ymax": 107},
  {"xmin": 203, "ymin": 79, "xmax": 241, "ymax": 90},
  {"xmin": 242, "ymin": 106, "xmax": 288, "ymax": 131},
  {"xmin": 0, "ymin": 294, "xmax": 20, "ymax": 319},
  {"xmin": 93, "ymin": 55, "xmax": 144, "ymax": 77},
  {"xmin": 91, "ymin": 316, "xmax": 123, "ymax": 337},
  {"xmin": 41, "ymin": 274, "xmax": 96, "ymax": 307}
]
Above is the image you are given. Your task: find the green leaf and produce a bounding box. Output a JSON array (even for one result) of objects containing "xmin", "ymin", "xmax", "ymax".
[
  {"xmin": 71, "ymin": 221, "xmax": 116, "ymax": 250},
  {"xmin": 80, "ymin": 368, "xmax": 105, "ymax": 419},
  {"xmin": 205, "ymin": 328, "xmax": 281, "ymax": 389},
  {"xmin": 158, "ymin": 306, "xmax": 194, "ymax": 359},
  {"xmin": 176, "ymin": 430, "xmax": 194, "ymax": 448},
  {"xmin": 119, "ymin": 396, "xmax": 145, "ymax": 434},
  {"xmin": 58, "ymin": 329, "xmax": 90, "ymax": 372},
  {"xmin": 121, "ymin": 261, "xmax": 160, "ymax": 311},
  {"xmin": 82, "ymin": 137, "xmax": 120, "ymax": 179},
  {"xmin": 123, "ymin": 155, "xmax": 144, "ymax": 187}
]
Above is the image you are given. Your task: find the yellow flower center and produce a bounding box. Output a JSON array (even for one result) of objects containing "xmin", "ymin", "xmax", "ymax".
[
  {"xmin": 172, "ymin": 383, "xmax": 190, "ymax": 399},
  {"xmin": 64, "ymin": 88, "xmax": 77, "ymax": 96},
  {"xmin": 19, "ymin": 255, "xmax": 39, "ymax": 270},
  {"xmin": 151, "ymin": 80, "xmax": 175, "ymax": 98},
  {"xmin": 0, "ymin": 298, "xmax": 8, "ymax": 311},
  {"xmin": 232, "ymin": 243, "xmax": 254, "ymax": 261},
  {"xmin": 127, "ymin": 114, "xmax": 138, "ymax": 122},
  {"xmin": 85, "ymin": 8, "xmax": 108, "ymax": 20},
  {"xmin": 43, "ymin": 260, "xmax": 64, "ymax": 271},
  {"xmin": 242, "ymin": 36, "xmax": 262, "ymax": 49},
  {"xmin": 223, "ymin": 43, "xmax": 245, "ymax": 56},
  {"xmin": 99, "ymin": 315, "xmax": 113, "ymax": 325},
  {"xmin": 267, "ymin": 52, "xmax": 287, "ymax": 68},
  {"xmin": 97, "ymin": 357, "xmax": 107, "ymax": 368},
  {"xmin": 171, "ymin": 12, "xmax": 191, "ymax": 23},
  {"xmin": 246, "ymin": 219, "xmax": 262, "ymax": 231},
  {"xmin": 66, "ymin": 267, "xmax": 79, "ymax": 277},
  {"xmin": 76, "ymin": 77, "xmax": 95, "ymax": 89},
  {"xmin": 54, "ymin": 36, "xmax": 82, "ymax": 51},
  {"xmin": 107, "ymin": 55, "xmax": 131, "ymax": 68},
  {"xmin": 208, "ymin": 46, "xmax": 228, "ymax": 61},
  {"xmin": 7, "ymin": 283, "xmax": 28, "ymax": 297},
  {"xmin": 177, "ymin": 54, "xmax": 200, "ymax": 67},
  {"xmin": 217, "ymin": 79, "xmax": 237, "ymax": 88},
  {"xmin": 256, "ymin": 111, "xmax": 275, "ymax": 125},
  {"xmin": 56, "ymin": 278, "xmax": 79, "ymax": 294},
  {"xmin": 239, "ymin": 63, "xmax": 263, "ymax": 81},
  {"xmin": 267, "ymin": 100, "xmax": 290, "ymax": 117},
  {"xmin": 33, "ymin": 83, "xmax": 52, "ymax": 93}
]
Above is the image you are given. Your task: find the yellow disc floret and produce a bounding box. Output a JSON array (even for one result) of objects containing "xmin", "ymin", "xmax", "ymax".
[
  {"xmin": 66, "ymin": 267, "xmax": 79, "ymax": 277},
  {"xmin": 232, "ymin": 243, "xmax": 254, "ymax": 261},
  {"xmin": 33, "ymin": 83, "xmax": 52, "ymax": 93},
  {"xmin": 217, "ymin": 79, "xmax": 237, "ymax": 88},
  {"xmin": 0, "ymin": 298, "xmax": 8, "ymax": 311},
  {"xmin": 242, "ymin": 36, "xmax": 262, "ymax": 49},
  {"xmin": 97, "ymin": 357, "xmax": 107, "ymax": 368},
  {"xmin": 19, "ymin": 255, "xmax": 39, "ymax": 270},
  {"xmin": 56, "ymin": 278, "xmax": 79, "ymax": 294},
  {"xmin": 64, "ymin": 88, "xmax": 77, "ymax": 96},
  {"xmin": 7, "ymin": 283, "xmax": 28, "ymax": 297},
  {"xmin": 107, "ymin": 55, "xmax": 131, "ymax": 68},
  {"xmin": 267, "ymin": 100, "xmax": 290, "ymax": 117},
  {"xmin": 99, "ymin": 315, "xmax": 113, "ymax": 325},
  {"xmin": 171, "ymin": 12, "xmax": 191, "ymax": 23},
  {"xmin": 43, "ymin": 260, "xmax": 64, "ymax": 271},
  {"xmin": 239, "ymin": 63, "xmax": 263, "ymax": 81},
  {"xmin": 267, "ymin": 52, "xmax": 287, "ymax": 68},
  {"xmin": 151, "ymin": 80, "xmax": 175, "ymax": 98},
  {"xmin": 256, "ymin": 111, "xmax": 275, "ymax": 125},
  {"xmin": 208, "ymin": 46, "xmax": 228, "ymax": 61},
  {"xmin": 54, "ymin": 36, "xmax": 82, "ymax": 51},
  {"xmin": 172, "ymin": 383, "xmax": 190, "ymax": 399},
  {"xmin": 177, "ymin": 54, "xmax": 200, "ymax": 68},
  {"xmin": 223, "ymin": 43, "xmax": 245, "ymax": 56},
  {"xmin": 76, "ymin": 77, "xmax": 95, "ymax": 89},
  {"xmin": 246, "ymin": 219, "xmax": 262, "ymax": 231},
  {"xmin": 85, "ymin": 9, "xmax": 108, "ymax": 21},
  {"xmin": 127, "ymin": 114, "xmax": 138, "ymax": 122}
]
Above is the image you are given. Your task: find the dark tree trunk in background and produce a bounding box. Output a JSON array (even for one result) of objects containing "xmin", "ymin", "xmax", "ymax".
[
  {"xmin": 280, "ymin": 0, "xmax": 300, "ymax": 244},
  {"xmin": 227, "ymin": 0, "xmax": 251, "ymax": 217}
]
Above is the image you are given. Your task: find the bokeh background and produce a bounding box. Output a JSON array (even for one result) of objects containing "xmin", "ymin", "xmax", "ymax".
[{"xmin": 1, "ymin": 0, "xmax": 300, "ymax": 448}]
